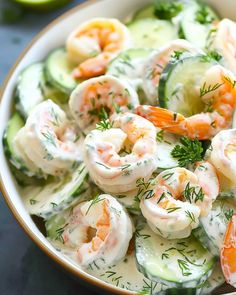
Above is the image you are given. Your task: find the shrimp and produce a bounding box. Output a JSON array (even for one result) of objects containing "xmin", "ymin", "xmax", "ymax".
[
  {"xmin": 142, "ymin": 39, "xmax": 202, "ymax": 104},
  {"xmin": 61, "ymin": 194, "xmax": 133, "ymax": 268},
  {"xmin": 140, "ymin": 163, "xmax": 219, "ymax": 239},
  {"xmin": 209, "ymin": 128, "xmax": 236, "ymax": 185},
  {"xmin": 66, "ymin": 18, "xmax": 132, "ymax": 79},
  {"xmin": 220, "ymin": 213, "xmax": 236, "ymax": 287},
  {"xmin": 13, "ymin": 100, "xmax": 83, "ymax": 177},
  {"xmin": 83, "ymin": 113, "xmax": 158, "ymax": 193},
  {"xmin": 210, "ymin": 19, "xmax": 236, "ymax": 73},
  {"xmin": 136, "ymin": 65, "xmax": 236, "ymax": 140},
  {"xmin": 69, "ymin": 75, "xmax": 139, "ymax": 133}
]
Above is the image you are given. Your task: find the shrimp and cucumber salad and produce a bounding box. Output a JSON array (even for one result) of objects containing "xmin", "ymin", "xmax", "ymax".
[{"xmin": 4, "ymin": 0, "xmax": 236, "ymax": 293}]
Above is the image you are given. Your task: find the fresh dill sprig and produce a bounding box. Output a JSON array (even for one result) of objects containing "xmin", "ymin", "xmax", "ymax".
[
  {"xmin": 29, "ymin": 199, "xmax": 38, "ymax": 205},
  {"xmin": 171, "ymin": 137, "xmax": 204, "ymax": 167},
  {"xmin": 135, "ymin": 225, "xmax": 151, "ymax": 239},
  {"xmin": 136, "ymin": 178, "xmax": 152, "ymax": 190},
  {"xmin": 201, "ymin": 50, "xmax": 222, "ymax": 62},
  {"xmin": 224, "ymin": 209, "xmax": 234, "ymax": 221},
  {"xmin": 55, "ymin": 223, "xmax": 69, "ymax": 244},
  {"xmin": 171, "ymin": 50, "xmax": 184, "ymax": 61},
  {"xmin": 156, "ymin": 130, "xmax": 164, "ymax": 142},
  {"xmin": 156, "ymin": 192, "xmax": 166, "ymax": 204},
  {"xmin": 162, "ymin": 172, "xmax": 174, "ymax": 180},
  {"xmin": 200, "ymin": 81, "xmax": 223, "ymax": 97},
  {"xmin": 154, "ymin": 0, "xmax": 183, "ymax": 19},
  {"xmin": 185, "ymin": 210, "xmax": 196, "ymax": 223},
  {"xmin": 96, "ymin": 119, "xmax": 113, "ymax": 131},
  {"xmin": 167, "ymin": 207, "xmax": 181, "ymax": 213},
  {"xmin": 195, "ymin": 5, "xmax": 215, "ymax": 24},
  {"xmin": 138, "ymin": 280, "xmax": 158, "ymax": 295},
  {"xmin": 161, "ymin": 253, "xmax": 169, "ymax": 260},
  {"xmin": 224, "ymin": 75, "xmax": 236, "ymax": 88},
  {"xmin": 177, "ymin": 259, "xmax": 192, "ymax": 276},
  {"xmin": 85, "ymin": 194, "xmax": 105, "ymax": 215},
  {"xmin": 50, "ymin": 107, "xmax": 61, "ymax": 127},
  {"xmin": 183, "ymin": 182, "xmax": 205, "ymax": 203},
  {"xmin": 41, "ymin": 131, "xmax": 57, "ymax": 147},
  {"xmin": 96, "ymin": 107, "xmax": 113, "ymax": 131}
]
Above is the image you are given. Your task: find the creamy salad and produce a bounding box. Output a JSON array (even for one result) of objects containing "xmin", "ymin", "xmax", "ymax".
[{"xmin": 3, "ymin": 0, "xmax": 236, "ymax": 294}]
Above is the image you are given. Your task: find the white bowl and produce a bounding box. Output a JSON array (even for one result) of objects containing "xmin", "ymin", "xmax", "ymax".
[{"xmin": 0, "ymin": 0, "xmax": 235, "ymax": 294}]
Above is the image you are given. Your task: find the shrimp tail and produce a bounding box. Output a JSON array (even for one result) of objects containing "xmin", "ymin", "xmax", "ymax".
[
  {"xmin": 135, "ymin": 105, "xmax": 188, "ymax": 136},
  {"xmin": 221, "ymin": 213, "xmax": 236, "ymax": 286}
]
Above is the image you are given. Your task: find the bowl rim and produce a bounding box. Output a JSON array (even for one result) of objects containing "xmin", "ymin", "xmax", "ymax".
[{"xmin": 0, "ymin": 1, "xmax": 135, "ymax": 294}]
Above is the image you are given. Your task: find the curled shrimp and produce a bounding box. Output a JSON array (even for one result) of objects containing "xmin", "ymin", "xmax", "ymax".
[
  {"xmin": 142, "ymin": 39, "xmax": 202, "ymax": 104},
  {"xmin": 210, "ymin": 18, "xmax": 236, "ymax": 73},
  {"xmin": 220, "ymin": 213, "xmax": 236, "ymax": 287},
  {"xmin": 61, "ymin": 194, "xmax": 133, "ymax": 268},
  {"xmin": 136, "ymin": 65, "xmax": 236, "ymax": 140},
  {"xmin": 69, "ymin": 75, "xmax": 139, "ymax": 133},
  {"xmin": 209, "ymin": 128, "xmax": 236, "ymax": 185},
  {"xmin": 13, "ymin": 100, "xmax": 83, "ymax": 177},
  {"xmin": 66, "ymin": 18, "xmax": 132, "ymax": 79},
  {"xmin": 140, "ymin": 163, "xmax": 219, "ymax": 239},
  {"xmin": 83, "ymin": 113, "xmax": 158, "ymax": 193}
]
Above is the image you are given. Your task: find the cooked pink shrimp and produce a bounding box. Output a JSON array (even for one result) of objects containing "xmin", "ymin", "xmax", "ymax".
[
  {"xmin": 83, "ymin": 113, "xmax": 158, "ymax": 193},
  {"xmin": 220, "ymin": 213, "xmax": 236, "ymax": 287},
  {"xmin": 13, "ymin": 100, "xmax": 83, "ymax": 176},
  {"xmin": 142, "ymin": 39, "xmax": 202, "ymax": 104},
  {"xmin": 209, "ymin": 128, "xmax": 236, "ymax": 185},
  {"xmin": 66, "ymin": 18, "xmax": 131, "ymax": 79},
  {"xmin": 61, "ymin": 194, "xmax": 133, "ymax": 268},
  {"xmin": 69, "ymin": 75, "xmax": 139, "ymax": 133},
  {"xmin": 136, "ymin": 65, "xmax": 236, "ymax": 140},
  {"xmin": 140, "ymin": 163, "xmax": 219, "ymax": 239},
  {"xmin": 210, "ymin": 19, "xmax": 236, "ymax": 73}
]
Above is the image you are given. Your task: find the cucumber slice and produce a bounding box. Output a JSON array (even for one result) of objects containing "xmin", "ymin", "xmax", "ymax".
[
  {"xmin": 193, "ymin": 199, "xmax": 236, "ymax": 256},
  {"xmin": 14, "ymin": 0, "xmax": 71, "ymax": 12},
  {"xmin": 133, "ymin": 5, "xmax": 155, "ymax": 20},
  {"xmin": 45, "ymin": 207, "xmax": 72, "ymax": 239},
  {"xmin": 107, "ymin": 48, "xmax": 152, "ymax": 90},
  {"xmin": 87, "ymin": 251, "xmax": 165, "ymax": 292},
  {"xmin": 2, "ymin": 113, "xmax": 39, "ymax": 177},
  {"xmin": 155, "ymin": 132, "xmax": 179, "ymax": 170},
  {"xmin": 41, "ymin": 78, "xmax": 68, "ymax": 104},
  {"xmin": 9, "ymin": 163, "xmax": 45, "ymax": 187},
  {"xmin": 135, "ymin": 223, "xmax": 216, "ymax": 288},
  {"xmin": 15, "ymin": 63, "xmax": 45, "ymax": 118},
  {"xmin": 197, "ymin": 262, "xmax": 224, "ymax": 295},
  {"xmin": 128, "ymin": 19, "xmax": 178, "ymax": 49},
  {"xmin": 180, "ymin": 2, "xmax": 219, "ymax": 49},
  {"xmin": 3, "ymin": 113, "xmax": 24, "ymax": 165},
  {"xmin": 158, "ymin": 56, "xmax": 216, "ymax": 117},
  {"xmin": 23, "ymin": 163, "xmax": 91, "ymax": 219},
  {"xmin": 45, "ymin": 48, "xmax": 78, "ymax": 94}
]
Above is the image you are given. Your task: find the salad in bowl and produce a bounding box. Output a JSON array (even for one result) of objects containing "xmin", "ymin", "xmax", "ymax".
[{"xmin": 2, "ymin": 0, "xmax": 236, "ymax": 294}]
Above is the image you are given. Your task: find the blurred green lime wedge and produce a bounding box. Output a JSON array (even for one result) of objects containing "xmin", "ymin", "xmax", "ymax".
[{"xmin": 14, "ymin": 0, "xmax": 72, "ymax": 11}]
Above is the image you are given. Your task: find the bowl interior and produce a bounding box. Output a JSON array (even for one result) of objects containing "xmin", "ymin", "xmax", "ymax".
[{"xmin": 1, "ymin": 0, "xmax": 236, "ymax": 294}]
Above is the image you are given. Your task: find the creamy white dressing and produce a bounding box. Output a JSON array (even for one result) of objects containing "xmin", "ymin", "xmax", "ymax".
[
  {"xmin": 86, "ymin": 251, "xmax": 166, "ymax": 292},
  {"xmin": 9, "ymin": 4, "xmax": 236, "ymax": 293}
]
